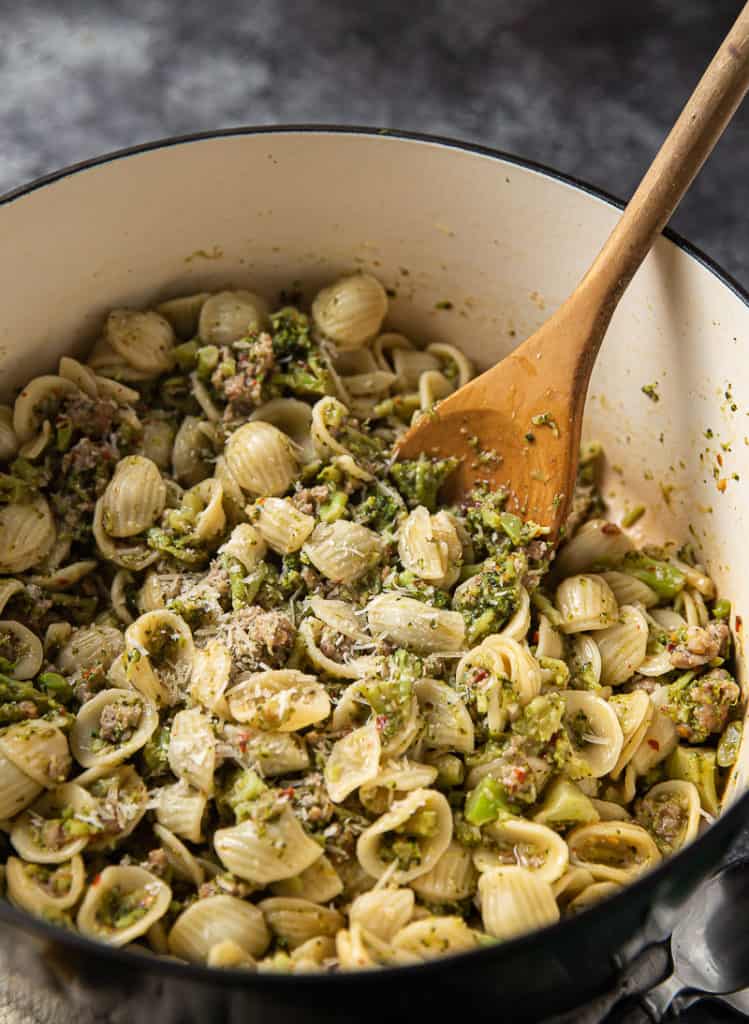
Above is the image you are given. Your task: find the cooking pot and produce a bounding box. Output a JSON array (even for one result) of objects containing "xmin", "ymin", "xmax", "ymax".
[{"xmin": 1, "ymin": 127, "xmax": 747, "ymax": 1023}]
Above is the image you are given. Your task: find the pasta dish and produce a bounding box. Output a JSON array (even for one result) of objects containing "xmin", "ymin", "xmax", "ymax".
[{"xmin": 0, "ymin": 274, "xmax": 741, "ymax": 969}]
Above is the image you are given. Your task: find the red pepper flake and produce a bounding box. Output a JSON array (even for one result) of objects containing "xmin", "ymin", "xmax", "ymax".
[
  {"xmin": 514, "ymin": 767, "xmax": 527, "ymax": 783},
  {"xmin": 92, "ymin": 873, "xmax": 102, "ymax": 886},
  {"xmin": 473, "ymin": 669, "xmax": 489, "ymax": 683},
  {"xmin": 717, "ymin": 453, "xmax": 724, "ymax": 467},
  {"xmin": 736, "ymin": 615, "xmax": 743, "ymax": 633},
  {"xmin": 648, "ymin": 739, "xmax": 660, "ymax": 751},
  {"xmin": 717, "ymin": 478, "xmax": 728, "ymax": 493},
  {"xmin": 531, "ymin": 631, "xmax": 539, "ymax": 645},
  {"xmin": 375, "ymin": 715, "xmax": 388, "ymax": 732},
  {"xmin": 237, "ymin": 732, "xmax": 251, "ymax": 753},
  {"xmin": 602, "ymin": 523, "xmax": 621, "ymax": 535},
  {"xmin": 280, "ymin": 787, "xmax": 295, "ymax": 800}
]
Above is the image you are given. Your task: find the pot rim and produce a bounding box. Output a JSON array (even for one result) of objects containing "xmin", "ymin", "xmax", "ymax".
[{"xmin": 0, "ymin": 123, "xmax": 747, "ymax": 989}]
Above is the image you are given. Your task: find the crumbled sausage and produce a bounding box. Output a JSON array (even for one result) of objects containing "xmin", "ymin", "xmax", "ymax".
[
  {"xmin": 666, "ymin": 667, "xmax": 740, "ymax": 743},
  {"xmin": 62, "ymin": 393, "xmax": 118, "ymax": 438},
  {"xmin": 217, "ymin": 607, "xmax": 295, "ymax": 672},
  {"xmin": 214, "ymin": 334, "xmax": 275, "ymax": 415},
  {"xmin": 668, "ymin": 621, "xmax": 729, "ymax": 669},
  {"xmin": 291, "ymin": 486, "xmax": 330, "ymax": 517},
  {"xmin": 98, "ymin": 701, "xmax": 142, "ymax": 743}
]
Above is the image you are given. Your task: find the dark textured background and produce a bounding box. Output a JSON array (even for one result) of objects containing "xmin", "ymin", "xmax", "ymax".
[{"xmin": 1, "ymin": 0, "xmax": 748, "ymax": 1021}]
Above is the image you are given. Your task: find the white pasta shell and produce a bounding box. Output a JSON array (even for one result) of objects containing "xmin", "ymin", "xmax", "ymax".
[
  {"xmin": 0, "ymin": 496, "xmax": 56, "ymax": 573},
  {"xmin": 414, "ymin": 678, "xmax": 474, "ymax": 753},
  {"xmin": 156, "ymin": 292, "xmax": 210, "ymax": 339},
  {"xmin": 172, "ymin": 416, "xmax": 214, "ymax": 487},
  {"xmin": 299, "ymin": 617, "xmax": 378, "ymax": 681},
  {"xmin": 57, "ymin": 625, "xmax": 124, "ymax": 674},
  {"xmin": 225, "ymin": 421, "xmax": 298, "ymax": 497},
  {"xmin": 12, "ymin": 375, "xmax": 79, "ymax": 444},
  {"xmin": 608, "ymin": 691, "xmax": 654, "ymax": 779},
  {"xmin": 367, "ymin": 594, "xmax": 465, "ymax": 654},
  {"xmin": 191, "ymin": 638, "xmax": 232, "ymax": 717},
  {"xmin": 456, "ymin": 636, "xmax": 542, "ymax": 729},
  {"xmin": 85, "ymin": 765, "xmax": 149, "ymax": 850},
  {"xmin": 0, "ymin": 620, "xmax": 43, "ymax": 679},
  {"xmin": 58, "ymin": 356, "xmax": 98, "ymax": 398},
  {"xmin": 250, "ymin": 398, "xmax": 316, "ymax": 464},
  {"xmin": 225, "ymin": 725, "xmax": 310, "ymax": 777},
  {"xmin": 30, "ymin": 559, "xmax": 99, "ymax": 591},
  {"xmin": 258, "ymin": 897, "xmax": 343, "ymax": 949},
  {"xmin": 312, "ymin": 274, "xmax": 388, "ymax": 349},
  {"xmin": 567, "ymin": 821, "xmax": 662, "ymax": 884},
  {"xmin": 554, "ymin": 520, "xmax": 634, "ymax": 577},
  {"xmin": 93, "ymin": 498, "xmax": 158, "ymax": 572},
  {"xmin": 335, "ymin": 922, "xmax": 411, "ymax": 969},
  {"xmin": 219, "ymin": 522, "xmax": 267, "ymax": 570},
  {"xmin": 551, "ymin": 867, "xmax": 596, "ymax": 906},
  {"xmin": 358, "ymin": 761, "xmax": 438, "ymax": 816},
  {"xmin": 630, "ymin": 688, "xmax": 678, "ymax": 775},
  {"xmin": 0, "ymin": 721, "xmax": 71, "ymax": 788},
  {"xmin": 168, "ymin": 707, "xmax": 216, "ymax": 795},
  {"xmin": 170, "ymin": 894, "xmax": 270, "ymax": 962},
  {"xmin": 271, "ymin": 854, "xmax": 343, "ymax": 904},
  {"xmin": 398, "ymin": 506, "xmax": 447, "ymax": 581},
  {"xmin": 595, "ymin": 605, "xmax": 649, "ymax": 686},
  {"xmin": 125, "ymin": 610, "xmax": 194, "ymax": 705},
  {"xmin": 214, "ymin": 805, "xmax": 323, "ymax": 884},
  {"xmin": 140, "ymin": 417, "xmax": 175, "ymax": 470},
  {"xmin": 372, "ymin": 332, "xmax": 413, "ymax": 373},
  {"xmin": 152, "ymin": 823, "xmax": 205, "ymax": 887},
  {"xmin": 255, "ymin": 497, "xmax": 315, "ymax": 554},
  {"xmin": 308, "ymin": 597, "xmax": 368, "ymax": 641},
  {"xmin": 207, "ymin": 940, "xmax": 257, "ymax": 970},
  {"xmin": 473, "ymin": 819, "xmax": 569, "ymax": 884},
  {"xmin": 0, "ymin": 749, "xmax": 43, "ymax": 819},
  {"xmin": 154, "ymin": 780, "xmax": 207, "ymax": 843},
  {"xmin": 77, "ymin": 865, "xmax": 172, "ymax": 947},
  {"xmin": 101, "ymin": 456, "xmax": 167, "ymax": 538},
  {"xmin": 555, "ymin": 575, "xmax": 618, "ymax": 633},
  {"xmin": 106, "ymin": 309, "xmax": 176, "ymax": 375},
  {"xmin": 349, "ymin": 888, "xmax": 414, "ymax": 942},
  {"xmin": 69, "ymin": 689, "xmax": 158, "ymax": 770},
  {"xmin": 10, "ymin": 783, "xmax": 97, "ymax": 863},
  {"xmin": 324, "ymin": 720, "xmax": 382, "ymax": 803},
  {"xmin": 391, "ymin": 916, "xmax": 478, "ymax": 959},
  {"xmin": 567, "ymin": 881, "xmax": 622, "ymax": 914},
  {"xmin": 227, "ymin": 669, "xmax": 330, "ymax": 732},
  {"xmin": 304, "ymin": 521, "xmax": 385, "ymax": 584},
  {"xmin": 478, "ymin": 866, "xmax": 560, "ymax": 941},
  {"xmin": 6, "ymin": 854, "xmax": 86, "ymax": 915},
  {"xmin": 563, "ymin": 691, "xmax": 624, "ymax": 778},
  {"xmin": 636, "ymin": 779, "xmax": 701, "ymax": 852},
  {"xmin": 356, "ymin": 788, "xmax": 453, "ymax": 884},
  {"xmin": 0, "ymin": 578, "xmax": 24, "ymax": 616},
  {"xmin": 198, "ymin": 290, "xmax": 268, "ymax": 344},
  {"xmin": 600, "ymin": 571, "xmax": 659, "ymax": 608},
  {"xmin": 410, "ymin": 841, "xmax": 478, "ymax": 903},
  {"xmin": 502, "ymin": 587, "xmax": 533, "ymax": 642},
  {"xmin": 0, "ymin": 405, "xmax": 19, "ymax": 460},
  {"xmin": 188, "ymin": 478, "xmax": 226, "ymax": 542},
  {"xmin": 426, "ymin": 342, "xmax": 474, "ymax": 388}
]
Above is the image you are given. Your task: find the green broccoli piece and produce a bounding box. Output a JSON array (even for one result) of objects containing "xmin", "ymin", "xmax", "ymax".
[{"xmin": 389, "ymin": 456, "xmax": 459, "ymax": 512}]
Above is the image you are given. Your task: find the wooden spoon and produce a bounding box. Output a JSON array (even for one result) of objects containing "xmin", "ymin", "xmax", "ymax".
[{"xmin": 396, "ymin": 3, "xmax": 749, "ymax": 538}]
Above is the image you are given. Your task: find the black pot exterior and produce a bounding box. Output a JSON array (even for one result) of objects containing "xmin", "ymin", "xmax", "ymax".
[
  {"xmin": 1, "ymin": 127, "xmax": 748, "ymax": 1024},
  {"xmin": 0, "ymin": 796, "xmax": 743, "ymax": 1024}
]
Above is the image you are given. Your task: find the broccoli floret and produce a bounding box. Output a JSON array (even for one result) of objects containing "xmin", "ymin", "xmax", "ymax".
[
  {"xmin": 267, "ymin": 308, "xmax": 333, "ymax": 398},
  {"xmin": 452, "ymin": 558, "xmax": 520, "ymax": 644},
  {"xmin": 620, "ymin": 551, "xmax": 685, "ymax": 599},
  {"xmin": 389, "ymin": 456, "xmax": 459, "ymax": 512},
  {"xmin": 512, "ymin": 694, "xmax": 566, "ymax": 747},
  {"xmin": 353, "ymin": 483, "xmax": 404, "ymax": 535},
  {"xmin": 140, "ymin": 725, "xmax": 171, "ymax": 780}
]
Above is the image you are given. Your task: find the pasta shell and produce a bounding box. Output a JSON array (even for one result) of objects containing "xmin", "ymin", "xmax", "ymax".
[
  {"xmin": 271, "ymin": 855, "xmax": 343, "ymax": 904},
  {"xmin": 198, "ymin": 290, "xmax": 269, "ymax": 344},
  {"xmin": 207, "ymin": 940, "xmax": 257, "ymax": 970},
  {"xmin": 473, "ymin": 819, "xmax": 569, "ymax": 884},
  {"xmin": 0, "ymin": 405, "xmax": 19, "ymax": 460},
  {"xmin": 414, "ymin": 678, "xmax": 474, "ymax": 753},
  {"xmin": 0, "ymin": 578, "xmax": 24, "ymax": 616},
  {"xmin": 168, "ymin": 707, "xmax": 216, "ymax": 795},
  {"xmin": 223, "ymin": 725, "xmax": 310, "ymax": 777},
  {"xmin": 410, "ymin": 841, "xmax": 478, "ymax": 903},
  {"xmin": 255, "ymin": 497, "xmax": 315, "ymax": 554},
  {"xmin": 608, "ymin": 691, "xmax": 654, "ymax": 779},
  {"xmin": 567, "ymin": 881, "xmax": 623, "ymax": 914},
  {"xmin": 556, "ymin": 575, "xmax": 618, "ymax": 633},
  {"xmin": 392, "ymin": 348, "xmax": 439, "ymax": 389},
  {"xmin": 567, "ymin": 821, "xmax": 661, "ymax": 883},
  {"xmin": 187, "ymin": 478, "xmax": 226, "ymax": 542},
  {"xmin": 426, "ymin": 342, "xmax": 474, "ymax": 388},
  {"xmin": 0, "ymin": 721, "xmax": 71, "ymax": 788},
  {"xmin": 0, "ymin": 749, "xmax": 43, "ymax": 819},
  {"xmin": 600, "ymin": 571, "xmax": 659, "ymax": 608},
  {"xmin": 12, "ymin": 375, "xmax": 79, "ymax": 444},
  {"xmin": 77, "ymin": 865, "xmax": 172, "ymax": 947},
  {"xmin": 311, "ymin": 274, "xmax": 388, "ymax": 349},
  {"xmin": 69, "ymin": 689, "xmax": 158, "ymax": 771},
  {"xmin": 348, "ymin": 888, "xmax": 414, "ymax": 942},
  {"xmin": 0, "ymin": 496, "xmax": 56, "ymax": 573},
  {"xmin": 219, "ymin": 522, "xmax": 267, "ymax": 570},
  {"xmin": 154, "ymin": 779, "xmax": 207, "ymax": 843},
  {"xmin": 85, "ymin": 766, "xmax": 149, "ymax": 850},
  {"xmin": 6, "ymin": 854, "xmax": 85, "ymax": 915},
  {"xmin": 570, "ymin": 633, "xmax": 603, "ymax": 687},
  {"xmin": 392, "ymin": 916, "xmax": 478, "ymax": 959},
  {"xmin": 359, "ymin": 761, "xmax": 438, "ymax": 816},
  {"xmin": 595, "ymin": 605, "xmax": 649, "ymax": 686},
  {"xmin": 356, "ymin": 788, "xmax": 453, "ymax": 884},
  {"xmin": 635, "ymin": 779, "xmax": 700, "ymax": 853},
  {"xmin": 225, "ymin": 421, "xmax": 298, "ymax": 498},
  {"xmin": 172, "ymin": 416, "xmax": 215, "ymax": 486},
  {"xmin": 554, "ymin": 520, "xmax": 634, "ymax": 577},
  {"xmin": 299, "ymin": 618, "xmax": 379, "ymax": 681},
  {"xmin": 551, "ymin": 867, "xmax": 596, "ymax": 906},
  {"xmin": 0, "ymin": 620, "xmax": 43, "ymax": 679},
  {"xmin": 367, "ymin": 594, "xmax": 465, "ymax": 654},
  {"xmin": 478, "ymin": 866, "xmax": 560, "ymax": 941},
  {"xmin": 191, "ymin": 638, "xmax": 232, "ymax": 716},
  {"xmin": 57, "ymin": 625, "xmax": 124, "ymax": 674},
  {"xmin": 101, "ymin": 456, "xmax": 167, "ymax": 538},
  {"xmin": 563, "ymin": 691, "xmax": 624, "ymax": 778},
  {"xmin": 214, "ymin": 806, "xmax": 323, "ymax": 884},
  {"xmin": 10, "ymin": 783, "xmax": 97, "ymax": 863},
  {"xmin": 156, "ymin": 292, "xmax": 210, "ymax": 339},
  {"xmin": 304, "ymin": 521, "xmax": 385, "ymax": 584},
  {"xmin": 308, "ymin": 597, "xmax": 368, "ymax": 641},
  {"xmin": 125, "ymin": 610, "xmax": 194, "ymax": 705},
  {"xmin": 630, "ymin": 688, "xmax": 678, "ymax": 775},
  {"xmin": 93, "ymin": 497, "xmax": 158, "ymax": 571},
  {"xmin": 152, "ymin": 823, "xmax": 205, "ymax": 887},
  {"xmin": 258, "ymin": 897, "xmax": 343, "ymax": 949},
  {"xmin": 106, "ymin": 309, "xmax": 176, "ymax": 375},
  {"xmin": 227, "ymin": 670, "xmax": 330, "ymax": 732},
  {"xmin": 324, "ymin": 720, "xmax": 382, "ymax": 803},
  {"xmin": 250, "ymin": 398, "xmax": 316, "ymax": 464}
]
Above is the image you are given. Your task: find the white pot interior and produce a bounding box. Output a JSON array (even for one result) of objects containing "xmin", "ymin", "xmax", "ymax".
[{"xmin": 1, "ymin": 128, "xmax": 748, "ymax": 797}]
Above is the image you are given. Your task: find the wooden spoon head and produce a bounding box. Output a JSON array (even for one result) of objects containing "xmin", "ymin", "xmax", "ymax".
[{"xmin": 395, "ymin": 343, "xmax": 584, "ymax": 538}]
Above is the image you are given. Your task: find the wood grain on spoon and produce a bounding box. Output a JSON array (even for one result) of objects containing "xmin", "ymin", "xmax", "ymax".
[{"xmin": 397, "ymin": 2, "xmax": 749, "ymax": 538}]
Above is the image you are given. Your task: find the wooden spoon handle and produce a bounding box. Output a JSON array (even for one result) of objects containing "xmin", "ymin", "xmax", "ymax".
[{"xmin": 582, "ymin": 2, "xmax": 749, "ymax": 314}]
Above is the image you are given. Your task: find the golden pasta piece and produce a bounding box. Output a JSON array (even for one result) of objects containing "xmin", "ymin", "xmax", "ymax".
[
  {"xmin": 595, "ymin": 605, "xmax": 649, "ymax": 686},
  {"xmin": 324, "ymin": 721, "xmax": 382, "ymax": 804},
  {"xmin": 367, "ymin": 594, "xmax": 464, "ymax": 654},
  {"xmin": 225, "ymin": 421, "xmax": 298, "ymax": 497},
  {"xmin": 0, "ymin": 496, "xmax": 56, "ymax": 574},
  {"xmin": 304, "ymin": 521, "xmax": 385, "ymax": 584},
  {"xmin": 478, "ymin": 867, "xmax": 559, "ymax": 941},
  {"xmin": 391, "ymin": 916, "xmax": 478, "ymax": 959},
  {"xmin": 255, "ymin": 497, "xmax": 315, "ymax": 554},
  {"xmin": 0, "ymin": 620, "xmax": 43, "ymax": 679},
  {"xmin": 156, "ymin": 292, "xmax": 210, "ymax": 339},
  {"xmin": 473, "ymin": 819, "xmax": 569, "ymax": 884},
  {"xmin": 356, "ymin": 788, "xmax": 453, "ymax": 884},
  {"xmin": 271, "ymin": 855, "xmax": 343, "ymax": 904},
  {"xmin": 77, "ymin": 865, "xmax": 172, "ymax": 947},
  {"xmin": 555, "ymin": 574, "xmax": 618, "ymax": 633},
  {"xmin": 635, "ymin": 779, "xmax": 701, "ymax": 853},
  {"xmin": 258, "ymin": 897, "xmax": 344, "ymax": 949},
  {"xmin": 227, "ymin": 669, "xmax": 330, "ymax": 732},
  {"xmin": 553, "ymin": 520, "xmax": 634, "ymax": 578},
  {"xmin": 410, "ymin": 842, "xmax": 478, "ymax": 903},
  {"xmin": 0, "ymin": 721, "xmax": 71, "ymax": 789},
  {"xmin": 69, "ymin": 689, "xmax": 158, "ymax": 772},
  {"xmin": 214, "ymin": 806, "xmax": 323, "ymax": 885},
  {"xmin": 10, "ymin": 783, "xmax": 97, "ymax": 864},
  {"xmin": 6, "ymin": 854, "xmax": 85, "ymax": 916},
  {"xmin": 567, "ymin": 821, "xmax": 662, "ymax": 884},
  {"xmin": 414, "ymin": 678, "xmax": 474, "ymax": 754},
  {"xmin": 198, "ymin": 290, "xmax": 268, "ymax": 344},
  {"xmin": 311, "ymin": 274, "xmax": 388, "ymax": 349},
  {"xmin": 168, "ymin": 707, "xmax": 216, "ymax": 795},
  {"xmin": 563, "ymin": 691, "xmax": 624, "ymax": 778}
]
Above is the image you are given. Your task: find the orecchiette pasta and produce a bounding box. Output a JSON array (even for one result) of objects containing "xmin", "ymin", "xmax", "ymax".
[{"xmin": 0, "ymin": 276, "xmax": 739, "ymax": 969}]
